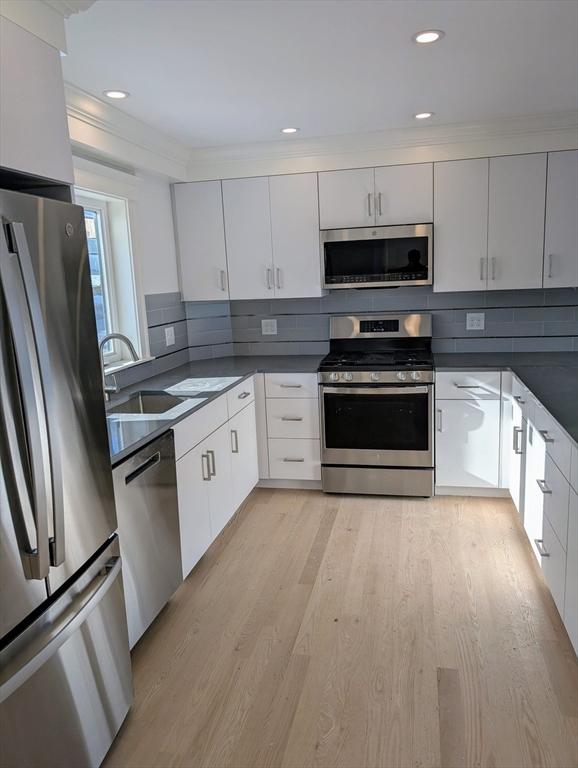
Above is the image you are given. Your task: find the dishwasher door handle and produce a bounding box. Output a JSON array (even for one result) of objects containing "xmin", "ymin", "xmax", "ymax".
[{"xmin": 125, "ymin": 452, "xmax": 161, "ymax": 484}]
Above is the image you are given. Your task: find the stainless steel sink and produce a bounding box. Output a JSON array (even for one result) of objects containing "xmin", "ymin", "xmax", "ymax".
[{"xmin": 107, "ymin": 391, "xmax": 188, "ymax": 416}]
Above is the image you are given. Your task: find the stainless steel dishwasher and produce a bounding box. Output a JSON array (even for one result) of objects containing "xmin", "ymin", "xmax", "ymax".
[{"xmin": 112, "ymin": 431, "xmax": 182, "ymax": 648}]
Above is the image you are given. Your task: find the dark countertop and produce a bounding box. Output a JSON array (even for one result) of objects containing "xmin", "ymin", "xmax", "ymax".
[
  {"xmin": 108, "ymin": 352, "xmax": 577, "ymax": 467},
  {"xmin": 107, "ymin": 356, "xmax": 324, "ymax": 466},
  {"xmin": 435, "ymin": 352, "xmax": 578, "ymax": 444}
]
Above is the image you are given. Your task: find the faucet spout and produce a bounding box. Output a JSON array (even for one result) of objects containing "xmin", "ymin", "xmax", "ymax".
[{"xmin": 99, "ymin": 333, "xmax": 139, "ymax": 401}]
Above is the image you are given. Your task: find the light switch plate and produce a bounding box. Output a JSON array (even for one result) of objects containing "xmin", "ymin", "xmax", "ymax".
[
  {"xmin": 261, "ymin": 318, "xmax": 278, "ymax": 335},
  {"xmin": 165, "ymin": 326, "xmax": 175, "ymax": 346},
  {"xmin": 466, "ymin": 312, "xmax": 485, "ymax": 331}
]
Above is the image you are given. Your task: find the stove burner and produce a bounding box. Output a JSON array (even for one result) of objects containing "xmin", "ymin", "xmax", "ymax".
[{"xmin": 320, "ymin": 350, "xmax": 433, "ymax": 371}]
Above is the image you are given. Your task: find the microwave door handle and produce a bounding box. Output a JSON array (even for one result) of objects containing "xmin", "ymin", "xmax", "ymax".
[{"xmin": 0, "ymin": 226, "xmax": 52, "ymax": 579}]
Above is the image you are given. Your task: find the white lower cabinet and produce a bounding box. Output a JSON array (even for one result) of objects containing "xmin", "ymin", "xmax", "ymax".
[
  {"xmin": 508, "ymin": 398, "xmax": 526, "ymax": 517},
  {"xmin": 176, "ymin": 440, "xmax": 213, "ymax": 578},
  {"xmin": 204, "ymin": 423, "xmax": 235, "ymax": 539},
  {"xmin": 564, "ymin": 489, "xmax": 578, "ymax": 653},
  {"xmin": 268, "ymin": 438, "xmax": 321, "ymax": 480},
  {"xmin": 229, "ymin": 401, "xmax": 259, "ymax": 511},
  {"xmin": 435, "ymin": 399, "xmax": 501, "ymax": 488}
]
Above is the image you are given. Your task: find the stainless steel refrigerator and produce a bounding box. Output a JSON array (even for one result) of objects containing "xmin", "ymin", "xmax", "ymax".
[{"xmin": 0, "ymin": 188, "xmax": 133, "ymax": 767}]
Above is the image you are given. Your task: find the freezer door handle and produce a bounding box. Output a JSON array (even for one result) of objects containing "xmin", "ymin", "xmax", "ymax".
[
  {"xmin": 0, "ymin": 224, "xmax": 54, "ymax": 579},
  {"xmin": 0, "ymin": 556, "xmax": 122, "ymax": 704}
]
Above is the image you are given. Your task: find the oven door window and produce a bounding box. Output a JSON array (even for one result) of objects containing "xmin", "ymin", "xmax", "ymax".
[
  {"xmin": 323, "ymin": 389, "xmax": 429, "ymax": 452},
  {"xmin": 324, "ymin": 236, "xmax": 429, "ymax": 284}
]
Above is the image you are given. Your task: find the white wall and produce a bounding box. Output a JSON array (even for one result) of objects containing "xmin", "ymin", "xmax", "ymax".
[{"xmin": 134, "ymin": 173, "xmax": 180, "ymax": 295}]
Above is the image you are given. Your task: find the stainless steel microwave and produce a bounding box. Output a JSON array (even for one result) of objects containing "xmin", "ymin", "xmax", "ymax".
[{"xmin": 321, "ymin": 223, "xmax": 433, "ymax": 289}]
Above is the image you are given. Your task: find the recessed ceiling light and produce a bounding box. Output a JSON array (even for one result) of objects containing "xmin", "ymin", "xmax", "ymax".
[
  {"xmin": 103, "ymin": 90, "xmax": 130, "ymax": 100},
  {"xmin": 414, "ymin": 112, "xmax": 434, "ymax": 120},
  {"xmin": 412, "ymin": 29, "xmax": 444, "ymax": 44},
  {"xmin": 281, "ymin": 127, "xmax": 299, "ymax": 134}
]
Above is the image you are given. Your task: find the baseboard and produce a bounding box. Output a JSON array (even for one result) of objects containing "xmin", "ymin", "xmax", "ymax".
[
  {"xmin": 257, "ymin": 478, "xmax": 323, "ymax": 490},
  {"xmin": 435, "ymin": 486, "xmax": 511, "ymax": 498}
]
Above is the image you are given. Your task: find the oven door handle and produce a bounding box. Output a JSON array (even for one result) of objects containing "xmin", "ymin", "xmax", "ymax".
[{"xmin": 321, "ymin": 385, "xmax": 430, "ymax": 396}]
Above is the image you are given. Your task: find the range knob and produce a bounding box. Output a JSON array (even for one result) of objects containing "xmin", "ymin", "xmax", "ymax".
[
  {"xmin": 411, "ymin": 371, "xmax": 422, "ymax": 381},
  {"xmin": 329, "ymin": 372, "xmax": 339, "ymax": 382},
  {"xmin": 396, "ymin": 371, "xmax": 407, "ymax": 381},
  {"xmin": 343, "ymin": 372, "xmax": 353, "ymax": 382},
  {"xmin": 370, "ymin": 372, "xmax": 380, "ymax": 382}
]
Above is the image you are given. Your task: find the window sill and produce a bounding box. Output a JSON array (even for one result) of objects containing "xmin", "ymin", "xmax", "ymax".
[{"xmin": 104, "ymin": 356, "xmax": 154, "ymax": 376}]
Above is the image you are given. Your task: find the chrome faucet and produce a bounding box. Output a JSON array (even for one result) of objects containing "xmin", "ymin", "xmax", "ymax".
[{"xmin": 99, "ymin": 333, "xmax": 139, "ymax": 401}]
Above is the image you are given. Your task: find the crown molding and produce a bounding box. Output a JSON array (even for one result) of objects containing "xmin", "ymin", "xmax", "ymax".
[
  {"xmin": 186, "ymin": 111, "xmax": 578, "ymax": 181},
  {"xmin": 65, "ymin": 83, "xmax": 190, "ymax": 180}
]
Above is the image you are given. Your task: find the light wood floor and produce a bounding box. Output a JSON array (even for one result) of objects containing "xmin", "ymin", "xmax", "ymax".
[{"xmin": 105, "ymin": 490, "xmax": 578, "ymax": 768}]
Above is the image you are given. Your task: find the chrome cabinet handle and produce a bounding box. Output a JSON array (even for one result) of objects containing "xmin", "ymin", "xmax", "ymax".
[
  {"xmin": 201, "ymin": 453, "xmax": 211, "ymax": 481},
  {"xmin": 283, "ymin": 457, "xmax": 305, "ymax": 463},
  {"xmin": 536, "ymin": 478, "xmax": 552, "ymax": 495},
  {"xmin": 539, "ymin": 430, "xmax": 554, "ymax": 444},
  {"xmin": 266, "ymin": 268, "xmax": 273, "ymax": 290},
  {"xmin": 436, "ymin": 408, "xmax": 443, "ymax": 433},
  {"xmin": 512, "ymin": 426, "xmax": 523, "ymax": 455},
  {"xmin": 480, "ymin": 257, "xmax": 486, "ymax": 282},
  {"xmin": 547, "ymin": 254, "xmax": 553, "ymax": 279},
  {"xmin": 279, "ymin": 383, "xmax": 302, "ymax": 389},
  {"xmin": 281, "ymin": 416, "xmax": 303, "ymax": 421},
  {"xmin": 491, "ymin": 256, "xmax": 496, "ymax": 281},
  {"xmin": 219, "ymin": 269, "xmax": 227, "ymax": 291},
  {"xmin": 513, "ymin": 395, "xmax": 525, "ymax": 405},
  {"xmin": 367, "ymin": 192, "xmax": 372, "ymax": 217},
  {"xmin": 207, "ymin": 449, "xmax": 216, "ymax": 477},
  {"xmin": 275, "ymin": 267, "xmax": 282, "ymax": 290},
  {"xmin": 534, "ymin": 539, "xmax": 550, "ymax": 557},
  {"xmin": 377, "ymin": 192, "xmax": 383, "ymax": 216},
  {"xmin": 238, "ymin": 391, "xmax": 251, "ymax": 399},
  {"xmin": 231, "ymin": 429, "xmax": 239, "ymax": 454},
  {"xmin": 454, "ymin": 384, "xmax": 483, "ymax": 389}
]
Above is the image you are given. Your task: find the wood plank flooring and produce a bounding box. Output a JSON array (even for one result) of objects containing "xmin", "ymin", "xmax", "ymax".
[{"xmin": 104, "ymin": 490, "xmax": 578, "ymax": 768}]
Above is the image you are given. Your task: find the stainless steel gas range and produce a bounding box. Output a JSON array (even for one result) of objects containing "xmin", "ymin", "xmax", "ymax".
[{"xmin": 318, "ymin": 313, "xmax": 434, "ymax": 497}]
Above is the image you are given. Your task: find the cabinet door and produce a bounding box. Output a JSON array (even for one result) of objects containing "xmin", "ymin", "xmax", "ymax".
[
  {"xmin": 374, "ymin": 163, "xmax": 432, "ymax": 225},
  {"xmin": 173, "ymin": 181, "xmax": 229, "ymax": 301},
  {"xmin": 435, "ymin": 399, "xmax": 500, "ymax": 488},
  {"xmin": 269, "ymin": 173, "xmax": 322, "ymax": 298},
  {"xmin": 176, "ymin": 442, "xmax": 212, "ymax": 578},
  {"xmin": 206, "ymin": 423, "xmax": 234, "ymax": 539},
  {"xmin": 433, "ymin": 159, "xmax": 489, "ymax": 293},
  {"xmin": 564, "ymin": 488, "xmax": 578, "ymax": 654},
  {"xmin": 222, "ymin": 177, "xmax": 273, "ymax": 300},
  {"xmin": 318, "ymin": 168, "xmax": 375, "ymax": 229},
  {"xmin": 508, "ymin": 402, "xmax": 526, "ymax": 517},
  {"xmin": 544, "ymin": 150, "xmax": 578, "ymax": 289},
  {"xmin": 524, "ymin": 423, "xmax": 547, "ymax": 563},
  {"xmin": 229, "ymin": 401, "xmax": 259, "ymax": 511},
  {"xmin": 488, "ymin": 154, "xmax": 547, "ymax": 290}
]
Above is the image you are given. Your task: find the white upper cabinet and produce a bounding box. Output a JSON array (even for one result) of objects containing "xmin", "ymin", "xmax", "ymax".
[
  {"xmin": 0, "ymin": 18, "xmax": 73, "ymax": 184},
  {"xmin": 269, "ymin": 173, "xmax": 322, "ymax": 298},
  {"xmin": 433, "ymin": 158, "xmax": 489, "ymax": 293},
  {"xmin": 487, "ymin": 154, "xmax": 547, "ymax": 291},
  {"xmin": 544, "ymin": 150, "xmax": 578, "ymax": 289},
  {"xmin": 173, "ymin": 181, "xmax": 229, "ymax": 301},
  {"xmin": 374, "ymin": 163, "xmax": 433, "ymax": 225},
  {"xmin": 222, "ymin": 177, "xmax": 274, "ymax": 300},
  {"xmin": 318, "ymin": 168, "xmax": 375, "ymax": 229}
]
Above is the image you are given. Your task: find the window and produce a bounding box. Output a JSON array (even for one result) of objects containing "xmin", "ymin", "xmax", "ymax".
[{"xmin": 76, "ymin": 189, "xmax": 143, "ymax": 367}]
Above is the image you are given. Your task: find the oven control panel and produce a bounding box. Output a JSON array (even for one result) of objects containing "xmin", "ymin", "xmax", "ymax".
[{"xmin": 319, "ymin": 370, "xmax": 435, "ymax": 384}]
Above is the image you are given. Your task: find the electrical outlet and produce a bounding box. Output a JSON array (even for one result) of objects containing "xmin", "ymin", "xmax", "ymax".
[
  {"xmin": 466, "ymin": 312, "xmax": 485, "ymax": 331},
  {"xmin": 261, "ymin": 318, "xmax": 278, "ymax": 336},
  {"xmin": 165, "ymin": 326, "xmax": 175, "ymax": 346}
]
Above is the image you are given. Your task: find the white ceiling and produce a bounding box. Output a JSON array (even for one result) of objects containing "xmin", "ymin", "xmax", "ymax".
[{"xmin": 62, "ymin": 0, "xmax": 578, "ymax": 149}]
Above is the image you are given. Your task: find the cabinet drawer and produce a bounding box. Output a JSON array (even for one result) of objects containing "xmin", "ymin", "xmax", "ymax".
[
  {"xmin": 540, "ymin": 454, "xmax": 570, "ymax": 550},
  {"xmin": 532, "ymin": 401, "xmax": 572, "ymax": 481},
  {"xmin": 436, "ymin": 371, "xmax": 501, "ymax": 400},
  {"xmin": 539, "ymin": 515, "xmax": 567, "ymax": 617},
  {"xmin": 265, "ymin": 373, "xmax": 318, "ymax": 398},
  {"xmin": 227, "ymin": 376, "xmax": 255, "ymax": 418},
  {"xmin": 173, "ymin": 396, "xmax": 228, "ymax": 460},
  {"xmin": 266, "ymin": 398, "xmax": 320, "ymax": 439},
  {"xmin": 511, "ymin": 376, "xmax": 535, "ymax": 423},
  {"xmin": 268, "ymin": 438, "xmax": 321, "ymax": 480}
]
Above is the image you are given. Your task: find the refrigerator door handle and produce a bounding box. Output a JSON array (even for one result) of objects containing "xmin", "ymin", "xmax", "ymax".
[
  {"xmin": 0, "ymin": 556, "xmax": 121, "ymax": 704},
  {"xmin": 0, "ymin": 224, "xmax": 53, "ymax": 580},
  {"xmin": 6, "ymin": 223, "xmax": 65, "ymax": 567}
]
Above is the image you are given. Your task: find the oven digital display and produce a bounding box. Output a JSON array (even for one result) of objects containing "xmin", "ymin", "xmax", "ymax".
[{"xmin": 359, "ymin": 319, "xmax": 399, "ymax": 333}]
